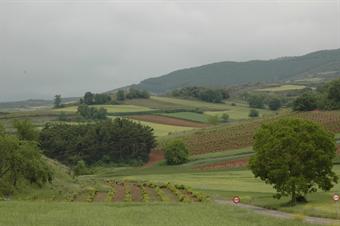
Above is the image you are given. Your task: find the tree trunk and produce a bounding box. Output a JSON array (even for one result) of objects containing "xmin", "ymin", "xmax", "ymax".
[{"xmin": 291, "ymin": 183, "xmax": 296, "ymax": 205}]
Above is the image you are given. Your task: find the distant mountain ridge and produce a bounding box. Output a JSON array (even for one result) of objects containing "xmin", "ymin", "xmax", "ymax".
[{"xmin": 134, "ymin": 48, "xmax": 340, "ymax": 93}]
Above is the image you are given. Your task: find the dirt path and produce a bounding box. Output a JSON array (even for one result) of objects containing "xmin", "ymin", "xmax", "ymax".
[
  {"xmin": 144, "ymin": 150, "xmax": 164, "ymax": 168},
  {"xmin": 215, "ymin": 199, "xmax": 340, "ymax": 225}
]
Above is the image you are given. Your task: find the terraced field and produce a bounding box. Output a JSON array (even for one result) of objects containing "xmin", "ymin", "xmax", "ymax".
[{"xmin": 160, "ymin": 112, "xmax": 209, "ymax": 123}]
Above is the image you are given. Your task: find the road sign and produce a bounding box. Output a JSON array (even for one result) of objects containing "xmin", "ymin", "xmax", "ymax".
[
  {"xmin": 333, "ymin": 194, "xmax": 340, "ymax": 201},
  {"xmin": 232, "ymin": 196, "xmax": 240, "ymax": 204}
]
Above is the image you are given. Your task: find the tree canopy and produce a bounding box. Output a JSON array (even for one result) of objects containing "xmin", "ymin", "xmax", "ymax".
[
  {"xmin": 40, "ymin": 118, "xmax": 156, "ymax": 166},
  {"xmin": 249, "ymin": 118, "xmax": 338, "ymax": 205}
]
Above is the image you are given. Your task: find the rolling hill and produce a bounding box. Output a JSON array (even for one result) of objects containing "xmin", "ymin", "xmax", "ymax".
[{"xmin": 135, "ymin": 48, "xmax": 340, "ymax": 93}]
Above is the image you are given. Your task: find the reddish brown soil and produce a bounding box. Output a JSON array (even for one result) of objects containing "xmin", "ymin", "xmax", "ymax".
[
  {"xmin": 113, "ymin": 183, "xmax": 125, "ymax": 202},
  {"xmin": 131, "ymin": 184, "xmax": 142, "ymax": 202},
  {"xmin": 196, "ymin": 158, "xmax": 249, "ymax": 171},
  {"xmin": 337, "ymin": 145, "xmax": 340, "ymax": 154},
  {"xmin": 128, "ymin": 115, "xmax": 208, "ymax": 128},
  {"xmin": 146, "ymin": 187, "xmax": 160, "ymax": 202},
  {"xmin": 94, "ymin": 192, "xmax": 107, "ymax": 202},
  {"xmin": 144, "ymin": 150, "xmax": 165, "ymax": 168},
  {"xmin": 162, "ymin": 188, "xmax": 178, "ymax": 202}
]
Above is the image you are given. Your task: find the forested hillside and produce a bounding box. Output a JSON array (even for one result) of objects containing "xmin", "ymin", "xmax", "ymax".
[{"xmin": 136, "ymin": 49, "xmax": 340, "ymax": 93}]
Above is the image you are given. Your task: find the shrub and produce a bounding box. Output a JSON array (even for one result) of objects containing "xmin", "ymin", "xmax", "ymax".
[
  {"xmin": 221, "ymin": 113, "xmax": 229, "ymax": 122},
  {"xmin": 164, "ymin": 140, "xmax": 189, "ymax": 165},
  {"xmin": 249, "ymin": 109, "xmax": 259, "ymax": 118},
  {"xmin": 73, "ymin": 160, "xmax": 91, "ymax": 176}
]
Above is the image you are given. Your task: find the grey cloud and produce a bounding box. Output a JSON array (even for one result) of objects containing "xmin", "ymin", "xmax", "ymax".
[{"xmin": 0, "ymin": 0, "xmax": 339, "ymax": 101}]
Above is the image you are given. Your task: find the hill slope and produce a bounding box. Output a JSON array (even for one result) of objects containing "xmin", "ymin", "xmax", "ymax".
[{"xmin": 136, "ymin": 49, "xmax": 340, "ymax": 93}]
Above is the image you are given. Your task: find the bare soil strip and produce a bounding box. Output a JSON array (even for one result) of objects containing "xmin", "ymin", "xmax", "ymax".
[
  {"xmin": 131, "ymin": 184, "xmax": 142, "ymax": 202},
  {"xmin": 196, "ymin": 158, "xmax": 249, "ymax": 171},
  {"xmin": 215, "ymin": 199, "xmax": 340, "ymax": 225},
  {"xmin": 113, "ymin": 183, "xmax": 125, "ymax": 202},
  {"xmin": 129, "ymin": 115, "xmax": 208, "ymax": 128},
  {"xmin": 144, "ymin": 150, "xmax": 164, "ymax": 168}
]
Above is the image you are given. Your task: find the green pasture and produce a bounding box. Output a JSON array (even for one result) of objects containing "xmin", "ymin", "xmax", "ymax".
[
  {"xmin": 204, "ymin": 106, "xmax": 275, "ymax": 120},
  {"xmin": 150, "ymin": 96, "xmax": 230, "ymax": 111},
  {"xmin": 256, "ymin": 85, "xmax": 306, "ymax": 92},
  {"xmin": 0, "ymin": 201, "xmax": 314, "ymax": 226}
]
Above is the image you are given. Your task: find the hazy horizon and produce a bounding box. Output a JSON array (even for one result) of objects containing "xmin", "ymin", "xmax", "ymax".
[{"xmin": 1, "ymin": 0, "xmax": 340, "ymax": 102}]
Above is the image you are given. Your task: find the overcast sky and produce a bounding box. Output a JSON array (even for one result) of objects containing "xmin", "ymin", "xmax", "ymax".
[{"xmin": 0, "ymin": 0, "xmax": 340, "ymax": 102}]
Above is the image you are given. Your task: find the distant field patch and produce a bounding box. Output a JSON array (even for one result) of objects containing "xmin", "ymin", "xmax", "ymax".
[
  {"xmin": 129, "ymin": 115, "xmax": 208, "ymax": 128},
  {"xmin": 204, "ymin": 106, "xmax": 274, "ymax": 120},
  {"xmin": 131, "ymin": 120, "xmax": 195, "ymax": 136},
  {"xmin": 151, "ymin": 96, "xmax": 229, "ymax": 111},
  {"xmin": 54, "ymin": 105, "xmax": 154, "ymax": 113},
  {"xmin": 256, "ymin": 84, "xmax": 306, "ymax": 92},
  {"xmin": 160, "ymin": 112, "xmax": 209, "ymax": 123}
]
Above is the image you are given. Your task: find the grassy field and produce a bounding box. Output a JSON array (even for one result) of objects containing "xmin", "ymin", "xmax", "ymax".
[
  {"xmin": 130, "ymin": 119, "xmax": 196, "ymax": 137},
  {"xmin": 0, "ymin": 201, "xmax": 314, "ymax": 226},
  {"xmin": 150, "ymin": 96, "xmax": 230, "ymax": 111},
  {"xmin": 256, "ymin": 84, "xmax": 306, "ymax": 92},
  {"xmin": 204, "ymin": 106, "xmax": 277, "ymax": 120},
  {"xmin": 54, "ymin": 105, "xmax": 154, "ymax": 113}
]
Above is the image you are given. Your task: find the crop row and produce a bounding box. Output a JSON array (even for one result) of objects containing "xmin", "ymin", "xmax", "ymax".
[{"xmin": 67, "ymin": 180, "xmax": 208, "ymax": 203}]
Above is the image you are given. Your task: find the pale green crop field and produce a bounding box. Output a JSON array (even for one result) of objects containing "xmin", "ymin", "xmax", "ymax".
[
  {"xmin": 131, "ymin": 119, "xmax": 195, "ymax": 136},
  {"xmin": 256, "ymin": 85, "xmax": 306, "ymax": 92},
  {"xmin": 54, "ymin": 105, "xmax": 154, "ymax": 113}
]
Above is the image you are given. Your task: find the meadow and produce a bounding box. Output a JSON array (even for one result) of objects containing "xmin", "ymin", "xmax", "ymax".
[{"xmin": 0, "ymin": 201, "xmax": 314, "ymax": 226}]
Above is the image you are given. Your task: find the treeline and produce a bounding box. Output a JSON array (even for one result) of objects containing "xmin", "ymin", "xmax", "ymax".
[
  {"xmin": 116, "ymin": 88, "xmax": 150, "ymax": 101},
  {"xmin": 243, "ymin": 93, "xmax": 283, "ymax": 111},
  {"xmin": 293, "ymin": 78, "xmax": 340, "ymax": 111},
  {"xmin": 40, "ymin": 118, "xmax": 156, "ymax": 166},
  {"xmin": 0, "ymin": 120, "xmax": 53, "ymax": 196},
  {"xmin": 171, "ymin": 86, "xmax": 230, "ymax": 103},
  {"xmin": 80, "ymin": 92, "xmax": 112, "ymax": 105}
]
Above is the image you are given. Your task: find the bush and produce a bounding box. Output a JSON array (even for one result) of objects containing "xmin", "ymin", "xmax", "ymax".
[
  {"xmin": 73, "ymin": 160, "xmax": 91, "ymax": 176},
  {"xmin": 249, "ymin": 109, "xmax": 259, "ymax": 118},
  {"xmin": 221, "ymin": 113, "xmax": 229, "ymax": 122},
  {"xmin": 164, "ymin": 140, "xmax": 189, "ymax": 165},
  {"xmin": 268, "ymin": 98, "xmax": 281, "ymax": 111}
]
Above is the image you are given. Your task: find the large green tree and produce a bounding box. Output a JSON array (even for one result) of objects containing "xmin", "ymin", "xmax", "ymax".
[
  {"xmin": 292, "ymin": 92, "xmax": 318, "ymax": 111},
  {"xmin": 249, "ymin": 118, "xmax": 338, "ymax": 205}
]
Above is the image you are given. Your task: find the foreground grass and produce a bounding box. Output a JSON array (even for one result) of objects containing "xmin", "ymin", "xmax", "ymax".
[{"xmin": 0, "ymin": 201, "xmax": 317, "ymax": 226}]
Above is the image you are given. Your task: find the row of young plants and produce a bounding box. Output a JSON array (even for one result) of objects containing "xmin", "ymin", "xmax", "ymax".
[{"xmin": 66, "ymin": 180, "xmax": 208, "ymax": 203}]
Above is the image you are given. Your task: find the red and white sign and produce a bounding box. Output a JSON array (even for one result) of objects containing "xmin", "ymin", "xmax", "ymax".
[
  {"xmin": 333, "ymin": 194, "xmax": 340, "ymax": 201},
  {"xmin": 232, "ymin": 196, "xmax": 240, "ymax": 204}
]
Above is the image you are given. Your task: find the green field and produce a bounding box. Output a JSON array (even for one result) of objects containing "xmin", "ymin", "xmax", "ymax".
[
  {"xmin": 256, "ymin": 85, "xmax": 306, "ymax": 92},
  {"xmin": 0, "ymin": 201, "xmax": 313, "ymax": 226},
  {"xmin": 54, "ymin": 105, "xmax": 154, "ymax": 113},
  {"xmin": 160, "ymin": 112, "xmax": 209, "ymax": 123},
  {"xmin": 204, "ymin": 106, "xmax": 276, "ymax": 120},
  {"xmin": 130, "ymin": 119, "xmax": 196, "ymax": 137},
  {"xmin": 151, "ymin": 96, "xmax": 230, "ymax": 111}
]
